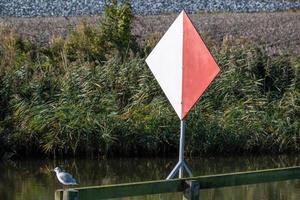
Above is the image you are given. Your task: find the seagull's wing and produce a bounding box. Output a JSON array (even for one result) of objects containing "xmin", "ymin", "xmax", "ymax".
[{"xmin": 58, "ymin": 172, "xmax": 78, "ymax": 185}]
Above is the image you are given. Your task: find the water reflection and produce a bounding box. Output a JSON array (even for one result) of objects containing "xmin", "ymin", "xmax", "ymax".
[{"xmin": 0, "ymin": 155, "xmax": 299, "ymax": 200}]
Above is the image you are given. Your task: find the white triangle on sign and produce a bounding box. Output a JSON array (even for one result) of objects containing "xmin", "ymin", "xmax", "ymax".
[{"xmin": 145, "ymin": 11, "xmax": 184, "ymax": 118}]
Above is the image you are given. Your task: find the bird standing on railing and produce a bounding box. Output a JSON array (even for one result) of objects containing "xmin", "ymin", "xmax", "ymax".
[{"xmin": 53, "ymin": 167, "xmax": 79, "ymax": 189}]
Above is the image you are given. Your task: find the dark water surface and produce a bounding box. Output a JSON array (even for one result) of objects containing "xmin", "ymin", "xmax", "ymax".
[{"xmin": 0, "ymin": 155, "xmax": 300, "ymax": 200}]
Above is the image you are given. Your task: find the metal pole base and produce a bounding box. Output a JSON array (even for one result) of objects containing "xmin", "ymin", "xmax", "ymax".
[{"xmin": 166, "ymin": 160, "xmax": 193, "ymax": 179}]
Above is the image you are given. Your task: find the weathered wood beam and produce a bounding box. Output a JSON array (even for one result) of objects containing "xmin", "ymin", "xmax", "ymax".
[{"xmin": 195, "ymin": 166, "xmax": 300, "ymax": 189}]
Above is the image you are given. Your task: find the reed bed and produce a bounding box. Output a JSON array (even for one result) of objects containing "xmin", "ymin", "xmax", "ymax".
[{"xmin": 0, "ymin": 2, "xmax": 299, "ymax": 158}]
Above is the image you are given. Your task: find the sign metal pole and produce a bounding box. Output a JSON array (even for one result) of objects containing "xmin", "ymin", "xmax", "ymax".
[{"xmin": 179, "ymin": 120, "xmax": 185, "ymax": 178}]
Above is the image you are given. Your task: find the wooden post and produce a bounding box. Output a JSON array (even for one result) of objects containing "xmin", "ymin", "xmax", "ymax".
[
  {"xmin": 55, "ymin": 189, "xmax": 79, "ymax": 200},
  {"xmin": 55, "ymin": 190, "xmax": 63, "ymax": 200},
  {"xmin": 183, "ymin": 180, "xmax": 200, "ymax": 200}
]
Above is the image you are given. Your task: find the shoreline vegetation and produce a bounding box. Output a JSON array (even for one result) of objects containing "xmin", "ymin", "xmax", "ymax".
[{"xmin": 0, "ymin": 1, "xmax": 299, "ymax": 159}]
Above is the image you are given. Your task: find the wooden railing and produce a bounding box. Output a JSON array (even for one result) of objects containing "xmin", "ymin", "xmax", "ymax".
[{"xmin": 55, "ymin": 166, "xmax": 300, "ymax": 200}]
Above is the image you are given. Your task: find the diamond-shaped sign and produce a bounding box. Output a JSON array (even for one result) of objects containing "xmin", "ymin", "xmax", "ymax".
[{"xmin": 146, "ymin": 10, "xmax": 220, "ymax": 119}]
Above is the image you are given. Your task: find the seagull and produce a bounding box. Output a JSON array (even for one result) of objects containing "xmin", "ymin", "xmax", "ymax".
[{"xmin": 53, "ymin": 167, "xmax": 79, "ymax": 188}]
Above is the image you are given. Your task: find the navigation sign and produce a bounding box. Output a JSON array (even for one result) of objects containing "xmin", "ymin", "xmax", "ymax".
[{"xmin": 146, "ymin": 10, "xmax": 220, "ymax": 119}]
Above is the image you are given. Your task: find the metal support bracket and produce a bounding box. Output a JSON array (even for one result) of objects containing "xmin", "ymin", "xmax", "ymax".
[{"xmin": 166, "ymin": 120, "xmax": 193, "ymax": 179}]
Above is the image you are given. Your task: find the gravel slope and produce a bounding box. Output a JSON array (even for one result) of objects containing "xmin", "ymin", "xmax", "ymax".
[
  {"xmin": 1, "ymin": 11, "xmax": 299, "ymax": 54},
  {"xmin": 0, "ymin": 0, "xmax": 300, "ymax": 17}
]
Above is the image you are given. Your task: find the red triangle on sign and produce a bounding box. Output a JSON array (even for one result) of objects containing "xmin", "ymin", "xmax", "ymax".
[{"xmin": 181, "ymin": 12, "xmax": 220, "ymax": 119}]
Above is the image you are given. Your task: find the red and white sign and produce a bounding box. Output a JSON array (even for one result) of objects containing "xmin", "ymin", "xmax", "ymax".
[{"xmin": 146, "ymin": 10, "xmax": 220, "ymax": 119}]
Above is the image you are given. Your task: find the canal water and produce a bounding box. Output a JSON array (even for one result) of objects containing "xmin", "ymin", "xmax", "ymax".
[{"xmin": 0, "ymin": 155, "xmax": 299, "ymax": 200}]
